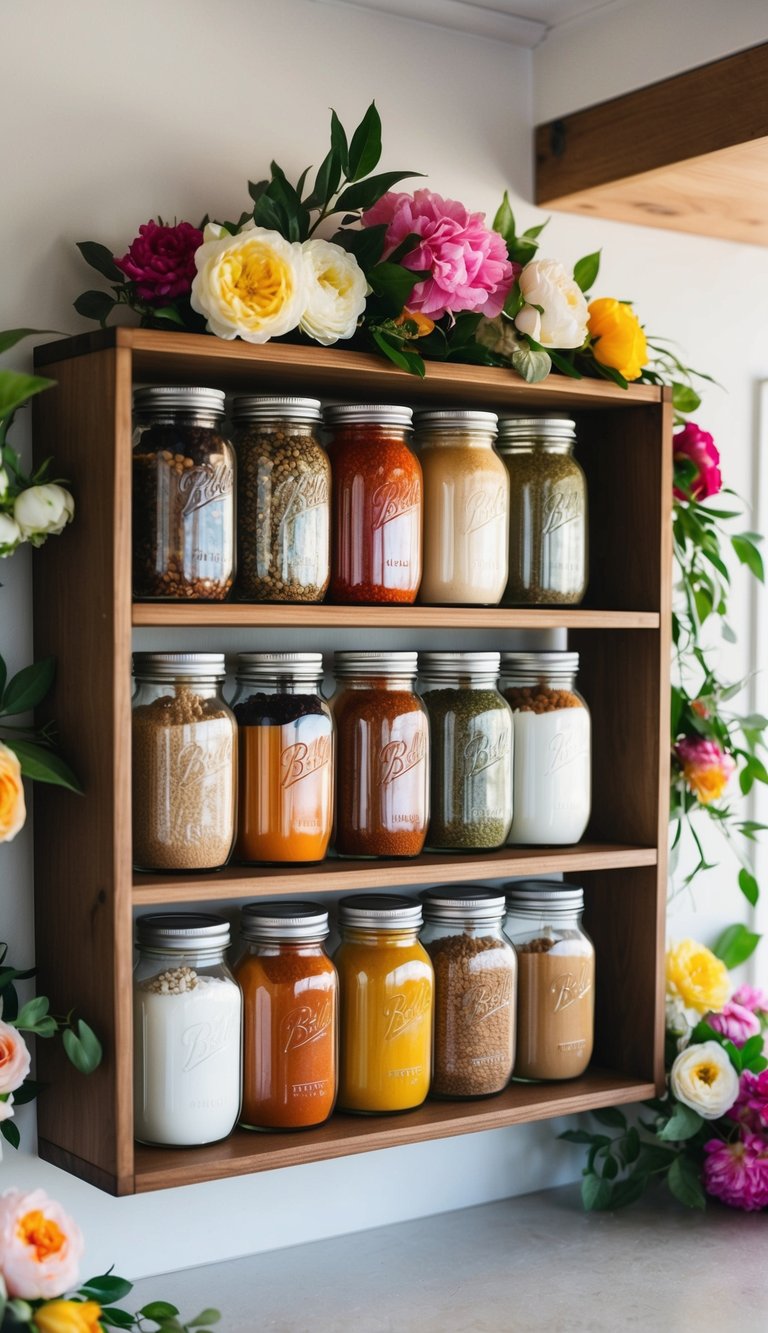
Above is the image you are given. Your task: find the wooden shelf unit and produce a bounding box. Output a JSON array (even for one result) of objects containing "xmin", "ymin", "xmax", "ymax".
[{"xmin": 32, "ymin": 329, "xmax": 672, "ymax": 1196}]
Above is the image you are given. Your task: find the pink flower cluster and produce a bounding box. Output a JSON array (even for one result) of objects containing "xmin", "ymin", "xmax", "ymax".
[
  {"xmin": 362, "ymin": 190, "xmax": 518, "ymax": 321},
  {"xmin": 673, "ymin": 422, "xmax": 722, "ymax": 502},
  {"xmin": 673, "ymin": 736, "xmax": 736, "ymax": 806},
  {"xmin": 708, "ymin": 1000, "xmax": 762, "ymax": 1047},
  {"xmin": 703, "ymin": 1134, "xmax": 768, "ymax": 1211},
  {"xmin": 116, "ymin": 220, "xmax": 203, "ymax": 303},
  {"xmin": 702, "ymin": 985, "xmax": 768, "ymax": 1211}
]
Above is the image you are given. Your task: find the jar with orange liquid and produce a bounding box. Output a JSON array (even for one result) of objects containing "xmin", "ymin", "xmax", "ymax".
[
  {"xmin": 234, "ymin": 901, "xmax": 338, "ymax": 1130},
  {"xmin": 335, "ymin": 895, "xmax": 433, "ymax": 1114},
  {"xmin": 232, "ymin": 653, "xmax": 334, "ymax": 863}
]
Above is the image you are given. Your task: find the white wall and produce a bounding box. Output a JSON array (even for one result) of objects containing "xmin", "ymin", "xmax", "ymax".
[{"xmin": 2, "ymin": 0, "xmax": 768, "ymax": 1283}]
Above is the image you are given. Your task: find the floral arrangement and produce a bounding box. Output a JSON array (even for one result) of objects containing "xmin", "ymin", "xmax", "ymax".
[
  {"xmin": 0, "ymin": 1189, "xmax": 219, "ymax": 1331},
  {"xmin": 564, "ymin": 938, "xmax": 768, "ymax": 1211},
  {"xmin": 0, "ymin": 652, "xmax": 82, "ymax": 844}
]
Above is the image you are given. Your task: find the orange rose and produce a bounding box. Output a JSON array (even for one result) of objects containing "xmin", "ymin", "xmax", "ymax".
[
  {"xmin": 0, "ymin": 741, "xmax": 26, "ymax": 842},
  {"xmin": 394, "ymin": 307, "xmax": 435, "ymax": 338}
]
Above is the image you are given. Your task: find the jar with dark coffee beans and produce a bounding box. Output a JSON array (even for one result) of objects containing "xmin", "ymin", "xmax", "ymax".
[
  {"xmin": 132, "ymin": 387, "xmax": 235, "ymax": 601},
  {"xmin": 232, "ymin": 396, "xmax": 330, "ymax": 603}
]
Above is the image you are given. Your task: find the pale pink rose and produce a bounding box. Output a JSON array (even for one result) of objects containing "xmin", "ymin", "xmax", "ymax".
[
  {"xmin": 0, "ymin": 1020, "xmax": 31, "ymax": 1095},
  {"xmin": 732, "ymin": 985, "xmax": 768, "ymax": 1015},
  {"xmin": 708, "ymin": 1001, "xmax": 762, "ymax": 1048},
  {"xmin": 703, "ymin": 1133, "xmax": 768, "ymax": 1211},
  {"xmin": 0, "ymin": 1189, "xmax": 84, "ymax": 1299}
]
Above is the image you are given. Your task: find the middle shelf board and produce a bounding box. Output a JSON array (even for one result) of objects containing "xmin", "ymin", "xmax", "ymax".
[
  {"xmin": 132, "ymin": 605, "xmax": 661, "ymax": 630},
  {"xmin": 133, "ymin": 842, "xmax": 658, "ymax": 905}
]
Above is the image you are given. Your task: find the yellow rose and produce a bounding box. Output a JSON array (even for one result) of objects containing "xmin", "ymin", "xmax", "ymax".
[
  {"xmin": 666, "ymin": 939, "xmax": 729, "ymax": 1015},
  {"xmin": 35, "ymin": 1299, "xmax": 103, "ymax": 1333},
  {"xmin": 190, "ymin": 222, "xmax": 306, "ymax": 344},
  {"xmin": 0, "ymin": 740, "xmax": 26, "ymax": 842},
  {"xmin": 588, "ymin": 298, "xmax": 647, "ymax": 381}
]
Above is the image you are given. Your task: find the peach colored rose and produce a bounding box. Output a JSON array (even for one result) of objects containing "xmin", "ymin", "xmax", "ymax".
[
  {"xmin": 0, "ymin": 1189, "xmax": 84, "ymax": 1299},
  {"xmin": 0, "ymin": 741, "xmax": 26, "ymax": 842},
  {"xmin": 0, "ymin": 1020, "xmax": 31, "ymax": 1095}
]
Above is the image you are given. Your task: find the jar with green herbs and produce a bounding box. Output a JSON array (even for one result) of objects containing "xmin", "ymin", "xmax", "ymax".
[
  {"xmin": 232, "ymin": 396, "xmax": 330, "ymax": 603},
  {"xmin": 419, "ymin": 651, "xmax": 513, "ymax": 851},
  {"xmin": 497, "ymin": 417, "xmax": 587, "ymax": 606}
]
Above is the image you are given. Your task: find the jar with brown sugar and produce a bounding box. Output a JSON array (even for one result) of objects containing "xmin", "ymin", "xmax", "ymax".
[{"xmin": 504, "ymin": 882, "xmax": 594, "ymax": 1081}]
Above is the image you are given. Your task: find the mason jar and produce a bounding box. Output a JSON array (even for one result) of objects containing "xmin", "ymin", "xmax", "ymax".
[
  {"xmin": 415, "ymin": 410, "xmax": 509, "ymax": 605},
  {"xmin": 335, "ymin": 895, "xmax": 433, "ymax": 1114},
  {"xmin": 497, "ymin": 417, "xmax": 587, "ymax": 605},
  {"xmin": 133, "ymin": 913, "xmax": 242, "ymax": 1146},
  {"xmin": 333, "ymin": 651, "xmax": 429, "ymax": 858},
  {"xmin": 325, "ymin": 404, "xmax": 422, "ymax": 604},
  {"xmin": 131, "ymin": 653, "xmax": 237, "ymax": 872},
  {"xmin": 132, "ymin": 386, "xmax": 235, "ymax": 600},
  {"xmin": 500, "ymin": 651, "xmax": 591, "ymax": 845},
  {"xmin": 504, "ymin": 882, "xmax": 595, "ymax": 1081},
  {"xmin": 231, "ymin": 653, "xmax": 334, "ymax": 864},
  {"xmin": 419, "ymin": 651, "xmax": 513, "ymax": 851},
  {"xmin": 421, "ymin": 888, "xmax": 516, "ymax": 1099},
  {"xmin": 231, "ymin": 396, "xmax": 330, "ymax": 603},
  {"xmin": 234, "ymin": 901, "xmax": 338, "ymax": 1131}
]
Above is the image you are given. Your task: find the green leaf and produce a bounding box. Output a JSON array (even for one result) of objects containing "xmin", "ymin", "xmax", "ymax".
[
  {"xmin": 581, "ymin": 1173, "xmax": 612, "ymax": 1210},
  {"xmin": 1, "ymin": 1119, "xmax": 20, "ymax": 1149},
  {"xmin": 657, "ymin": 1103, "xmax": 703, "ymax": 1142},
  {"xmin": 330, "ymin": 108, "xmax": 349, "ymax": 176},
  {"xmin": 511, "ymin": 345, "xmax": 551, "ymax": 383},
  {"xmin": 667, "ymin": 1155, "xmax": 706, "ymax": 1210},
  {"xmin": 0, "ymin": 328, "xmax": 56, "ymax": 355},
  {"xmin": 370, "ymin": 330, "xmax": 425, "ymax": 377},
  {"xmin": 559, "ymin": 1129, "xmax": 601, "ymax": 1145},
  {"xmin": 76, "ymin": 241, "xmax": 125, "ymax": 283},
  {"xmin": 738, "ymin": 867, "xmax": 760, "ymax": 906},
  {"xmin": 73, "ymin": 290, "xmax": 117, "ymax": 325},
  {"xmin": 732, "ymin": 534, "xmax": 765, "ymax": 582},
  {"xmin": 150, "ymin": 305, "xmax": 187, "ymax": 328},
  {"xmin": 0, "ymin": 369, "xmax": 56, "ymax": 418},
  {"xmin": 4, "ymin": 739, "xmax": 83, "ymax": 793},
  {"xmin": 492, "ymin": 191, "xmax": 516, "ymax": 248},
  {"xmin": 139, "ymin": 1301, "xmax": 180, "ymax": 1319},
  {"xmin": 100, "ymin": 1307, "xmax": 137, "ymax": 1329},
  {"xmin": 599, "ymin": 1151, "xmax": 619, "ymax": 1180},
  {"xmin": 367, "ymin": 261, "xmax": 420, "ymax": 312},
  {"xmin": 0, "ymin": 656, "xmax": 55, "ymax": 716},
  {"xmin": 591, "ymin": 1107, "xmax": 627, "ymax": 1130},
  {"xmin": 740, "ymin": 1035, "xmax": 766, "ymax": 1069},
  {"xmin": 10, "ymin": 1078, "xmax": 44, "ymax": 1106},
  {"xmin": 610, "ymin": 1173, "xmax": 648, "ymax": 1208},
  {"xmin": 62, "ymin": 1019, "xmax": 103, "ymax": 1074},
  {"xmin": 14, "ymin": 995, "xmax": 51, "ymax": 1029},
  {"xmin": 333, "ymin": 224, "xmax": 388, "ymax": 272},
  {"xmin": 188, "ymin": 1312, "xmax": 221, "ymax": 1327},
  {"xmin": 347, "ymin": 101, "xmax": 383, "ymax": 181},
  {"xmin": 304, "ymin": 145, "xmax": 342, "ymax": 210},
  {"xmin": 619, "ymin": 1127, "xmax": 641, "ymax": 1166},
  {"xmin": 336, "ymin": 171, "xmax": 421, "ymax": 215},
  {"xmin": 671, "ymin": 381, "xmax": 701, "ymax": 414},
  {"xmin": 713, "ymin": 922, "xmax": 761, "ymax": 968},
  {"xmin": 80, "ymin": 1274, "xmax": 134, "ymax": 1303},
  {"xmin": 248, "ymin": 178, "xmax": 269, "ymax": 206},
  {"xmin": 573, "ymin": 250, "xmax": 600, "ymax": 292},
  {"xmin": 547, "ymin": 346, "xmax": 583, "ymax": 380}
]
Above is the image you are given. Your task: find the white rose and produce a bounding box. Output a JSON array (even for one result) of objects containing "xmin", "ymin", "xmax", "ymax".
[
  {"xmin": 0, "ymin": 512, "xmax": 22, "ymax": 557},
  {"xmin": 670, "ymin": 1040, "xmax": 740, "ymax": 1119},
  {"xmin": 191, "ymin": 221, "xmax": 307, "ymax": 344},
  {"xmin": 0, "ymin": 468, "xmax": 8, "ymax": 500},
  {"xmin": 299, "ymin": 239, "xmax": 368, "ymax": 346},
  {"xmin": 515, "ymin": 258, "xmax": 589, "ymax": 349},
  {"xmin": 14, "ymin": 484, "xmax": 75, "ymax": 547}
]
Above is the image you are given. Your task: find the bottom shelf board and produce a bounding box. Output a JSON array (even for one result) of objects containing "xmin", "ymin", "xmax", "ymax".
[{"xmin": 131, "ymin": 1068, "xmax": 654, "ymax": 1193}]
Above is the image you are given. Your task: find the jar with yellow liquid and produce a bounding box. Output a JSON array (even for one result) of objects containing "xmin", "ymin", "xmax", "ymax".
[{"xmin": 335, "ymin": 895, "xmax": 434, "ymax": 1113}]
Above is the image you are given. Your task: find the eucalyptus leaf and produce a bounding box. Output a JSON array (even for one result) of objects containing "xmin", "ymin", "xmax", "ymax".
[{"xmin": 0, "ymin": 655, "xmax": 55, "ymax": 716}]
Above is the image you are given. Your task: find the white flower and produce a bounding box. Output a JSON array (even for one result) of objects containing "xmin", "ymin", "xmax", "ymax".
[
  {"xmin": 14, "ymin": 484, "xmax": 74, "ymax": 547},
  {"xmin": 298, "ymin": 239, "xmax": 368, "ymax": 346},
  {"xmin": 190, "ymin": 221, "xmax": 307, "ymax": 344},
  {"xmin": 0, "ymin": 468, "xmax": 8, "ymax": 500},
  {"xmin": 670, "ymin": 1040, "xmax": 740, "ymax": 1119},
  {"xmin": 0, "ymin": 512, "xmax": 22, "ymax": 557},
  {"xmin": 515, "ymin": 258, "xmax": 589, "ymax": 349},
  {"xmin": 666, "ymin": 994, "xmax": 693, "ymax": 1050},
  {"xmin": 0, "ymin": 1095, "xmax": 14, "ymax": 1123}
]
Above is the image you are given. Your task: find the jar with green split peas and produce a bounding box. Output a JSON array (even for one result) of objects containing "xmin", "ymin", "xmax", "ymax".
[
  {"xmin": 497, "ymin": 417, "xmax": 587, "ymax": 606},
  {"xmin": 232, "ymin": 396, "xmax": 330, "ymax": 603},
  {"xmin": 132, "ymin": 386, "xmax": 235, "ymax": 601},
  {"xmin": 419, "ymin": 652, "xmax": 513, "ymax": 851}
]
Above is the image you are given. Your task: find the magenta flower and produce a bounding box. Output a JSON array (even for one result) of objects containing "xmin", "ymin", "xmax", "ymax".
[
  {"xmin": 703, "ymin": 1133, "xmax": 768, "ymax": 1210},
  {"xmin": 116, "ymin": 220, "xmax": 203, "ymax": 304},
  {"xmin": 362, "ymin": 190, "xmax": 518, "ymax": 321},
  {"xmin": 708, "ymin": 1001, "xmax": 762, "ymax": 1048},
  {"xmin": 673, "ymin": 736, "xmax": 736, "ymax": 805},
  {"xmin": 728, "ymin": 1069, "xmax": 768, "ymax": 1132},
  {"xmin": 673, "ymin": 422, "xmax": 722, "ymax": 501},
  {"xmin": 732, "ymin": 984, "xmax": 768, "ymax": 1015}
]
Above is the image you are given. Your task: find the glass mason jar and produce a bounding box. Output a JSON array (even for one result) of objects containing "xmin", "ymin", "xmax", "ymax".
[
  {"xmin": 500, "ymin": 651, "xmax": 591, "ymax": 846},
  {"xmin": 421, "ymin": 888, "xmax": 516, "ymax": 1099},
  {"xmin": 131, "ymin": 653, "xmax": 237, "ymax": 872},
  {"xmin": 497, "ymin": 416, "xmax": 587, "ymax": 606},
  {"xmin": 335, "ymin": 895, "xmax": 433, "ymax": 1114},
  {"xmin": 231, "ymin": 653, "xmax": 334, "ymax": 864},
  {"xmin": 234, "ymin": 901, "xmax": 338, "ymax": 1131},
  {"xmin": 419, "ymin": 652, "xmax": 513, "ymax": 851},
  {"xmin": 504, "ymin": 882, "xmax": 595, "ymax": 1081},
  {"xmin": 325, "ymin": 404, "xmax": 423, "ymax": 604},
  {"xmin": 231, "ymin": 396, "xmax": 330, "ymax": 603},
  {"xmin": 133, "ymin": 913, "xmax": 242, "ymax": 1146},
  {"xmin": 332, "ymin": 651, "xmax": 429, "ymax": 858},
  {"xmin": 415, "ymin": 410, "xmax": 509, "ymax": 605},
  {"xmin": 132, "ymin": 386, "xmax": 235, "ymax": 601}
]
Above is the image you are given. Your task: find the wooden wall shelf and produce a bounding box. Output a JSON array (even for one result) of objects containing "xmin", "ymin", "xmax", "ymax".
[{"xmin": 32, "ymin": 331, "xmax": 671, "ymax": 1196}]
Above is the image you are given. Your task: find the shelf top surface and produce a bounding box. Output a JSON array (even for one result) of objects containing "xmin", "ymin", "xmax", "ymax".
[{"xmin": 131, "ymin": 604, "xmax": 660, "ymax": 630}]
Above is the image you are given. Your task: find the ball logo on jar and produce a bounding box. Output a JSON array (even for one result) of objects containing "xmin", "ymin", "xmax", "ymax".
[
  {"xmin": 463, "ymin": 486, "xmax": 507, "ymax": 536},
  {"xmin": 181, "ymin": 1014, "xmax": 237, "ymax": 1072},
  {"xmin": 541, "ymin": 486, "xmax": 582, "ymax": 536},
  {"xmin": 176, "ymin": 736, "xmax": 233, "ymax": 786},
  {"xmin": 545, "ymin": 727, "xmax": 589, "ymax": 776},
  {"xmin": 179, "ymin": 458, "xmax": 234, "ymax": 518},
  {"xmin": 462, "ymin": 727, "xmax": 510, "ymax": 778},
  {"xmin": 281, "ymin": 999, "xmax": 334, "ymax": 1053},
  {"xmin": 274, "ymin": 471, "xmax": 329, "ymax": 530},
  {"xmin": 462, "ymin": 974, "xmax": 514, "ymax": 1022},
  {"xmin": 371, "ymin": 476, "xmax": 421, "ymax": 530},
  {"xmin": 550, "ymin": 965, "xmax": 593, "ymax": 1013},
  {"xmin": 379, "ymin": 729, "xmax": 427, "ymax": 785},
  {"xmin": 383, "ymin": 980, "xmax": 432, "ymax": 1040},
  {"xmin": 280, "ymin": 734, "xmax": 332, "ymax": 789}
]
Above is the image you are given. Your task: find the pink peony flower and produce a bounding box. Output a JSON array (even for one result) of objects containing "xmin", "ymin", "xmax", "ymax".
[
  {"xmin": 728, "ymin": 1069, "xmax": 768, "ymax": 1132},
  {"xmin": 362, "ymin": 190, "xmax": 518, "ymax": 321},
  {"xmin": 708, "ymin": 1001, "xmax": 762, "ymax": 1048},
  {"xmin": 0, "ymin": 1020, "xmax": 31, "ymax": 1096},
  {"xmin": 732, "ymin": 984, "xmax": 768, "ymax": 1015},
  {"xmin": 673, "ymin": 422, "xmax": 722, "ymax": 501},
  {"xmin": 116, "ymin": 220, "xmax": 203, "ymax": 303},
  {"xmin": 673, "ymin": 736, "xmax": 736, "ymax": 805},
  {"xmin": 0, "ymin": 1189, "xmax": 84, "ymax": 1298},
  {"xmin": 703, "ymin": 1133, "xmax": 768, "ymax": 1210}
]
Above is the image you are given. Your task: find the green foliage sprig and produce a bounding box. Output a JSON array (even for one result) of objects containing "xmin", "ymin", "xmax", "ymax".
[
  {"xmin": 0, "ymin": 653, "xmax": 81, "ymax": 795},
  {"xmin": 0, "ymin": 1272, "xmax": 219, "ymax": 1332}
]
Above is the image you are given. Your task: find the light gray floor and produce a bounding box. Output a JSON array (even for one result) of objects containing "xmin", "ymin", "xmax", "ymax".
[{"xmin": 129, "ymin": 1183, "xmax": 768, "ymax": 1333}]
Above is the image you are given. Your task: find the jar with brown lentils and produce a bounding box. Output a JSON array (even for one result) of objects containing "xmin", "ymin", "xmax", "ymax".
[{"xmin": 232, "ymin": 396, "xmax": 330, "ymax": 603}]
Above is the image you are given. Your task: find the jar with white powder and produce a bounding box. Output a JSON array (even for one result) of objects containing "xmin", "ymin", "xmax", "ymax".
[
  {"xmin": 500, "ymin": 651, "xmax": 590, "ymax": 845},
  {"xmin": 133, "ymin": 914, "xmax": 242, "ymax": 1146}
]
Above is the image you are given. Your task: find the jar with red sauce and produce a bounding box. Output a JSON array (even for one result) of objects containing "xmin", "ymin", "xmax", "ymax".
[
  {"xmin": 324, "ymin": 404, "xmax": 422, "ymax": 604},
  {"xmin": 332, "ymin": 651, "xmax": 430, "ymax": 858}
]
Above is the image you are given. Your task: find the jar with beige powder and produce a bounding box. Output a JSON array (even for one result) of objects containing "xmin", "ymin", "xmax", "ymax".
[{"xmin": 504, "ymin": 882, "xmax": 594, "ymax": 1081}]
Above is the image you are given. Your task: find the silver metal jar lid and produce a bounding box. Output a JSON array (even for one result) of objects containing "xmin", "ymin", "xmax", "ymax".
[
  {"xmin": 240, "ymin": 901, "xmax": 329, "ymax": 942},
  {"xmin": 132, "ymin": 652, "xmax": 227, "ymax": 683},
  {"xmin": 231, "ymin": 395, "xmax": 321, "ymax": 423},
  {"xmin": 133, "ymin": 386, "xmax": 226, "ymax": 416},
  {"xmin": 414, "ymin": 410, "xmax": 498, "ymax": 431},
  {"xmin": 418, "ymin": 651, "xmax": 500, "ymax": 680},
  {"xmin": 235, "ymin": 652, "xmax": 324, "ymax": 685},
  {"xmin": 497, "ymin": 417, "xmax": 575, "ymax": 451},
  {"xmin": 500, "ymin": 651, "xmax": 580, "ymax": 686},
  {"xmin": 334, "ymin": 650, "xmax": 419, "ymax": 679},
  {"xmin": 421, "ymin": 886, "xmax": 506, "ymax": 923},
  {"xmin": 504, "ymin": 881, "xmax": 584, "ymax": 914},
  {"xmin": 323, "ymin": 404, "xmax": 413, "ymax": 428},
  {"xmin": 338, "ymin": 894, "xmax": 422, "ymax": 930},
  {"xmin": 136, "ymin": 913, "xmax": 231, "ymax": 951}
]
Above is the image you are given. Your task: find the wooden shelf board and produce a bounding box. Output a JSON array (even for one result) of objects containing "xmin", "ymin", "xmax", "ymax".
[
  {"xmin": 132, "ymin": 603, "xmax": 660, "ymax": 630},
  {"xmin": 132, "ymin": 1068, "xmax": 655, "ymax": 1193},
  {"xmin": 133, "ymin": 843, "xmax": 658, "ymax": 905}
]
